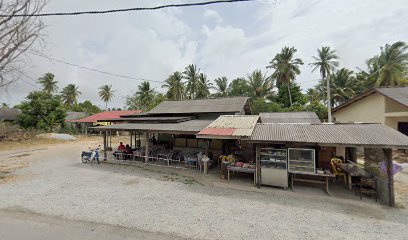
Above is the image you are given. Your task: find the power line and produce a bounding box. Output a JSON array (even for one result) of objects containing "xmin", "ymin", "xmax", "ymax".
[
  {"xmin": 28, "ymin": 50, "xmax": 163, "ymax": 84},
  {"xmin": 0, "ymin": 0, "xmax": 254, "ymax": 17}
]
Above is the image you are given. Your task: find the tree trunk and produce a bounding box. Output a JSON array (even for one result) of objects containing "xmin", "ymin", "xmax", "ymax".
[
  {"xmin": 105, "ymin": 102, "xmax": 108, "ymax": 111},
  {"xmin": 326, "ymin": 76, "xmax": 332, "ymax": 123},
  {"xmin": 287, "ymin": 81, "xmax": 293, "ymax": 106}
]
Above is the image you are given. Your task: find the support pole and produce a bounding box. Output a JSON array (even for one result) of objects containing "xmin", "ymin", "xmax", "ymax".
[
  {"xmin": 145, "ymin": 132, "xmax": 149, "ymax": 163},
  {"xmin": 130, "ymin": 131, "xmax": 133, "ymax": 147},
  {"xmin": 103, "ymin": 131, "xmax": 107, "ymax": 161},
  {"xmin": 255, "ymin": 144, "xmax": 261, "ymax": 188},
  {"xmin": 384, "ymin": 148, "xmax": 395, "ymax": 207}
]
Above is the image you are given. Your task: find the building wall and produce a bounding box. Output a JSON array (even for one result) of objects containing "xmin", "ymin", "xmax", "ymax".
[
  {"xmin": 333, "ymin": 93, "xmax": 385, "ymax": 124},
  {"xmin": 385, "ymin": 116, "xmax": 408, "ymax": 129},
  {"xmin": 385, "ymin": 98, "xmax": 408, "ymax": 113}
]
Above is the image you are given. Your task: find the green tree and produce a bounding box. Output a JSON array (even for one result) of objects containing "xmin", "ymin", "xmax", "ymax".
[
  {"xmin": 367, "ymin": 41, "xmax": 408, "ymax": 87},
  {"xmin": 162, "ymin": 71, "xmax": 185, "ymax": 100},
  {"xmin": 16, "ymin": 91, "xmax": 66, "ymax": 131},
  {"xmin": 38, "ymin": 73, "xmax": 58, "ymax": 94},
  {"xmin": 196, "ymin": 73, "xmax": 213, "ymax": 99},
  {"xmin": 228, "ymin": 77, "xmax": 251, "ymax": 97},
  {"xmin": 60, "ymin": 84, "xmax": 81, "ymax": 106},
  {"xmin": 306, "ymin": 88, "xmax": 323, "ymax": 103},
  {"xmin": 98, "ymin": 84, "xmax": 115, "ymax": 110},
  {"xmin": 126, "ymin": 81, "xmax": 156, "ymax": 111},
  {"xmin": 183, "ymin": 64, "xmax": 200, "ymax": 99},
  {"xmin": 305, "ymin": 100, "xmax": 328, "ymax": 122},
  {"xmin": 247, "ymin": 70, "xmax": 273, "ymax": 99},
  {"xmin": 273, "ymin": 82, "xmax": 306, "ymax": 108},
  {"xmin": 71, "ymin": 100, "xmax": 101, "ymax": 115},
  {"xmin": 251, "ymin": 98, "xmax": 282, "ymax": 115},
  {"xmin": 149, "ymin": 93, "xmax": 166, "ymax": 110},
  {"xmin": 328, "ymin": 68, "xmax": 360, "ymax": 107},
  {"xmin": 214, "ymin": 77, "xmax": 229, "ymax": 97},
  {"xmin": 268, "ymin": 46, "xmax": 304, "ymax": 106},
  {"xmin": 310, "ymin": 46, "xmax": 339, "ymax": 122}
]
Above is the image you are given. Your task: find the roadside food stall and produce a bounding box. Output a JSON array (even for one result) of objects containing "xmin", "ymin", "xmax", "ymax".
[{"xmin": 246, "ymin": 123, "xmax": 408, "ymax": 206}]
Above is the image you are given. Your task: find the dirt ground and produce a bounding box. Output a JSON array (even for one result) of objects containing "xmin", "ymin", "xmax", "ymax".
[{"xmin": 0, "ymin": 137, "xmax": 408, "ymax": 240}]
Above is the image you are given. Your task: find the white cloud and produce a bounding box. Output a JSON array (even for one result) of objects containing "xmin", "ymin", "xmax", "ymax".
[{"xmin": 2, "ymin": 0, "xmax": 408, "ymax": 107}]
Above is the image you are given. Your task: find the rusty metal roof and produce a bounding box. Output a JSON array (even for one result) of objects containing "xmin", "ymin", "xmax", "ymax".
[
  {"xmin": 91, "ymin": 120, "xmax": 213, "ymax": 134},
  {"xmin": 260, "ymin": 112, "xmax": 321, "ymax": 123},
  {"xmin": 147, "ymin": 97, "xmax": 250, "ymax": 115},
  {"xmin": 197, "ymin": 115, "xmax": 259, "ymax": 139},
  {"xmin": 248, "ymin": 123, "xmax": 408, "ymax": 148}
]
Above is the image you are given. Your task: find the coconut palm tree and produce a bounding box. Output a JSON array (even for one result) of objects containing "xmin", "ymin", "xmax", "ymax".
[
  {"xmin": 38, "ymin": 73, "xmax": 58, "ymax": 94},
  {"xmin": 326, "ymin": 68, "xmax": 359, "ymax": 107},
  {"xmin": 268, "ymin": 46, "xmax": 304, "ymax": 106},
  {"xmin": 247, "ymin": 70, "xmax": 273, "ymax": 99},
  {"xmin": 183, "ymin": 64, "xmax": 200, "ymax": 99},
  {"xmin": 162, "ymin": 71, "xmax": 185, "ymax": 100},
  {"xmin": 60, "ymin": 84, "xmax": 81, "ymax": 106},
  {"xmin": 214, "ymin": 77, "xmax": 228, "ymax": 97},
  {"xmin": 196, "ymin": 73, "xmax": 213, "ymax": 99},
  {"xmin": 367, "ymin": 41, "xmax": 408, "ymax": 87},
  {"xmin": 310, "ymin": 46, "xmax": 339, "ymax": 122},
  {"xmin": 98, "ymin": 84, "xmax": 115, "ymax": 110},
  {"xmin": 136, "ymin": 81, "xmax": 155, "ymax": 111}
]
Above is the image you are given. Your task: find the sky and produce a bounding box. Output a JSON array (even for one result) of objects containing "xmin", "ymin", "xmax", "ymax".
[{"xmin": 1, "ymin": 0, "xmax": 408, "ymax": 109}]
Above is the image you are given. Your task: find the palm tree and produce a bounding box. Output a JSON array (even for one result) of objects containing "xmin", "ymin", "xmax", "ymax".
[
  {"xmin": 162, "ymin": 71, "xmax": 185, "ymax": 100},
  {"xmin": 310, "ymin": 46, "xmax": 339, "ymax": 122},
  {"xmin": 247, "ymin": 70, "xmax": 273, "ymax": 99},
  {"xmin": 98, "ymin": 84, "xmax": 115, "ymax": 110},
  {"xmin": 60, "ymin": 84, "xmax": 81, "ymax": 106},
  {"xmin": 196, "ymin": 73, "xmax": 213, "ymax": 99},
  {"xmin": 326, "ymin": 68, "xmax": 359, "ymax": 107},
  {"xmin": 214, "ymin": 77, "xmax": 228, "ymax": 97},
  {"xmin": 268, "ymin": 46, "xmax": 304, "ymax": 106},
  {"xmin": 136, "ymin": 81, "xmax": 155, "ymax": 111},
  {"xmin": 183, "ymin": 64, "xmax": 200, "ymax": 99},
  {"xmin": 367, "ymin": 41, "xmax": 408, "ymax": 87},
  {"xmin": 38, "ymin": 73, "xmax": 58, "ymax": 94}
]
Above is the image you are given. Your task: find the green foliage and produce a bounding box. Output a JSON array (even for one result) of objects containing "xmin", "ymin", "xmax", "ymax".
[
  {"xmin": 126, "ymin": 81, "xmax": 159, "ymax": 111},
  {"xmin": 162, "ymin": 71, "xmax": 185, "ymax": 100},
  {"xmin": 213, "ymin": 77, "xmax": 229, "ymax": 97},
  {"xmin": 272, "ymin": 82, "xmax": 306, "ymax": 108},
  {"xmin": 98, "ymin": 84, "xmax": 115, "ymax": 110},
  {"xmin": 60, "ymin": 84, "xmax": 81, "ymax": 106},
  {"xmin": 183, "ymin": 64, "xmax": 200, "ymax": 99},
  {"xmin": 228, "ymin": 77, "xmax": 251, "ymax": 97},
  {"xmin": 38, "ymin": 73, "xmax": 58, "ymax": 94},
  {"xmin": 251, "ymin": 98, "xmax": 282, "ymax": 115},
  {"xmin": 305, "ymin": 101, "xmax": 328, "ymax": 122},
  {"xmin": 70, "ymin": 100, "xmax": 101, "ymax": 115},
  {"xmin": 16, "ymin": 91, "xmax": 66, "ymax": 131},
  {"xmin": 247, "ymin": 70, "xmax": 273, "ymax": 99},
  {"xmin": 310, "ymin": 46, "xmax": 339, "ymax": 80},
  {"xmin": 196, "ymin": 73, "xmax": 213, "ymax": 99}
]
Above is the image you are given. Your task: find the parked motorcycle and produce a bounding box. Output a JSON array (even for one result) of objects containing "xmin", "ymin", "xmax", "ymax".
[{"xmin": 81, "ymin": 145, "xmax": 101, "ymax": 164}]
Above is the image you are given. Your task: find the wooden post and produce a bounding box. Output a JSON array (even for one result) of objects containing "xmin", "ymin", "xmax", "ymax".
[
  {"xmin": 255, "ymin": 144, "xmax": 261, "ymax": 188},
  {"xmin": 384, "ymin": 148, "xmax": 395, "ymax": 207},
  {"xmin": 130, "ymin": 131, "xmax": 133, "ymax": 147},
  {"xmin": 103, "ymin": 131, "xmax": 107, "ymax": 161},
  {"xmin": 84, "ymin": 123, "xmax": 88, "ymax": 136},
  {"xmin": 145, "ymin": 132, "xmax": 149, "ymax": 163}
]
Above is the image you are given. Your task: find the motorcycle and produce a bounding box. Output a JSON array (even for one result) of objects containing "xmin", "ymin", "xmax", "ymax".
[{"xmin": 81, "ymin": 145, "xmax": 101, "ymax": 164}]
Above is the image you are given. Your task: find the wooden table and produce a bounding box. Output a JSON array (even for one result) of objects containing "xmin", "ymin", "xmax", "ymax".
[
  {"xmin": 289, "ymin": 172, "xmax": 335, "ymax": 195},
  {"xmin": 227, "ymin": 166, "xmax": 256, "ymax": 186},
  {"xmin": 335, "ymin": 162, "xmax": 373, "ymax": 190}
]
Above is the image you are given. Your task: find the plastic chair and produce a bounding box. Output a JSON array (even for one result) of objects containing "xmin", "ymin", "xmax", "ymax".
[{"xmin": 330, "ymin": 158, "xmax": 347, "ymax": 184}]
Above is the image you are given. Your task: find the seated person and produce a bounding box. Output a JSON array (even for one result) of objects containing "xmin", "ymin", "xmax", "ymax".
[
  {"xmin": 117, "ymin": 142, "xmax": 126, "ymax": 151},
  {"xmin": 124, "ymin": 144, "xmax": 132, "ymax": 159}
]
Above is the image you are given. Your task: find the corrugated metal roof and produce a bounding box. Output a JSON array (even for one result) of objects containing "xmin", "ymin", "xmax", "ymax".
[
  {"xmin": 0, "ymin": 108, "xmax": 21, "ymax": 121},
  {"xmin": 91, "ymin": 120, "xmax": 212, "ymax": 133},
  {"xmin": 197, "ymin": 115, "xmax": 259, "ymax": 138},
  {"xmin": 147, "ymin": 97, "xmax": 249, "ymax": 115},
  {"xmin": 68, "ymin": 110, "xmax": 142, "ymax": 123},
  {"xmin": 376, "ymin": 87, "xmax": 408, "ymax": 107},
  {"xmin": 248, "ymin": 123, "xmax": 408, "ymax": 148},
  {"xmin": 260, "ymin": 112, "xmax": 321, "ymax": 123},
  {"xmin": 98, "ymin": 116, "xmax": 195, "ymax": 123}
]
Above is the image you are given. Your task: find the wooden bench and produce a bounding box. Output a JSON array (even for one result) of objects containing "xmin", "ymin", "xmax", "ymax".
[{"xmin": 289, "ymin": 172, "xmax": 335, "ymax": 195}]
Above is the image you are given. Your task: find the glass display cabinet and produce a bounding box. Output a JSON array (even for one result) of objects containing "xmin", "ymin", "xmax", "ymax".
[
  {"xmin": 258, "ymin": 148, "xmax": 288, "ymax": 188},
  {"xmin": 288, "ymin": 148, "xmax": 316, "ymax": 174}
]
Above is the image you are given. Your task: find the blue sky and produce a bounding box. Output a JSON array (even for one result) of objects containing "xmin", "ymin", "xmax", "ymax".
[{"xmin": 2, "ymin": 0, "xmax": 408, "ymax": 108}]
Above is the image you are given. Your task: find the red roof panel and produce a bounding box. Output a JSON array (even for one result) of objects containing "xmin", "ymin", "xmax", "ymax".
[
  {"xmin": 198, "ymin": 127, "xmax": 236, "ymax": 136},
  {"xmin": 67, "ymin": 110, "xmax": 142, "ymax": 123}
]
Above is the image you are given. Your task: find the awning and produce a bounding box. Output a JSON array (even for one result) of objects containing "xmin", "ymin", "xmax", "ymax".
[{"xmin": 197, "ymin": 115, "xmax": 259, "ymax": 139}]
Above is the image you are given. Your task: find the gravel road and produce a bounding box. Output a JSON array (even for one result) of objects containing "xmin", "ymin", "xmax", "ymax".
[{"xmin": 0, "ymin": 141, "xmax": 407, "ymax": 240}]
